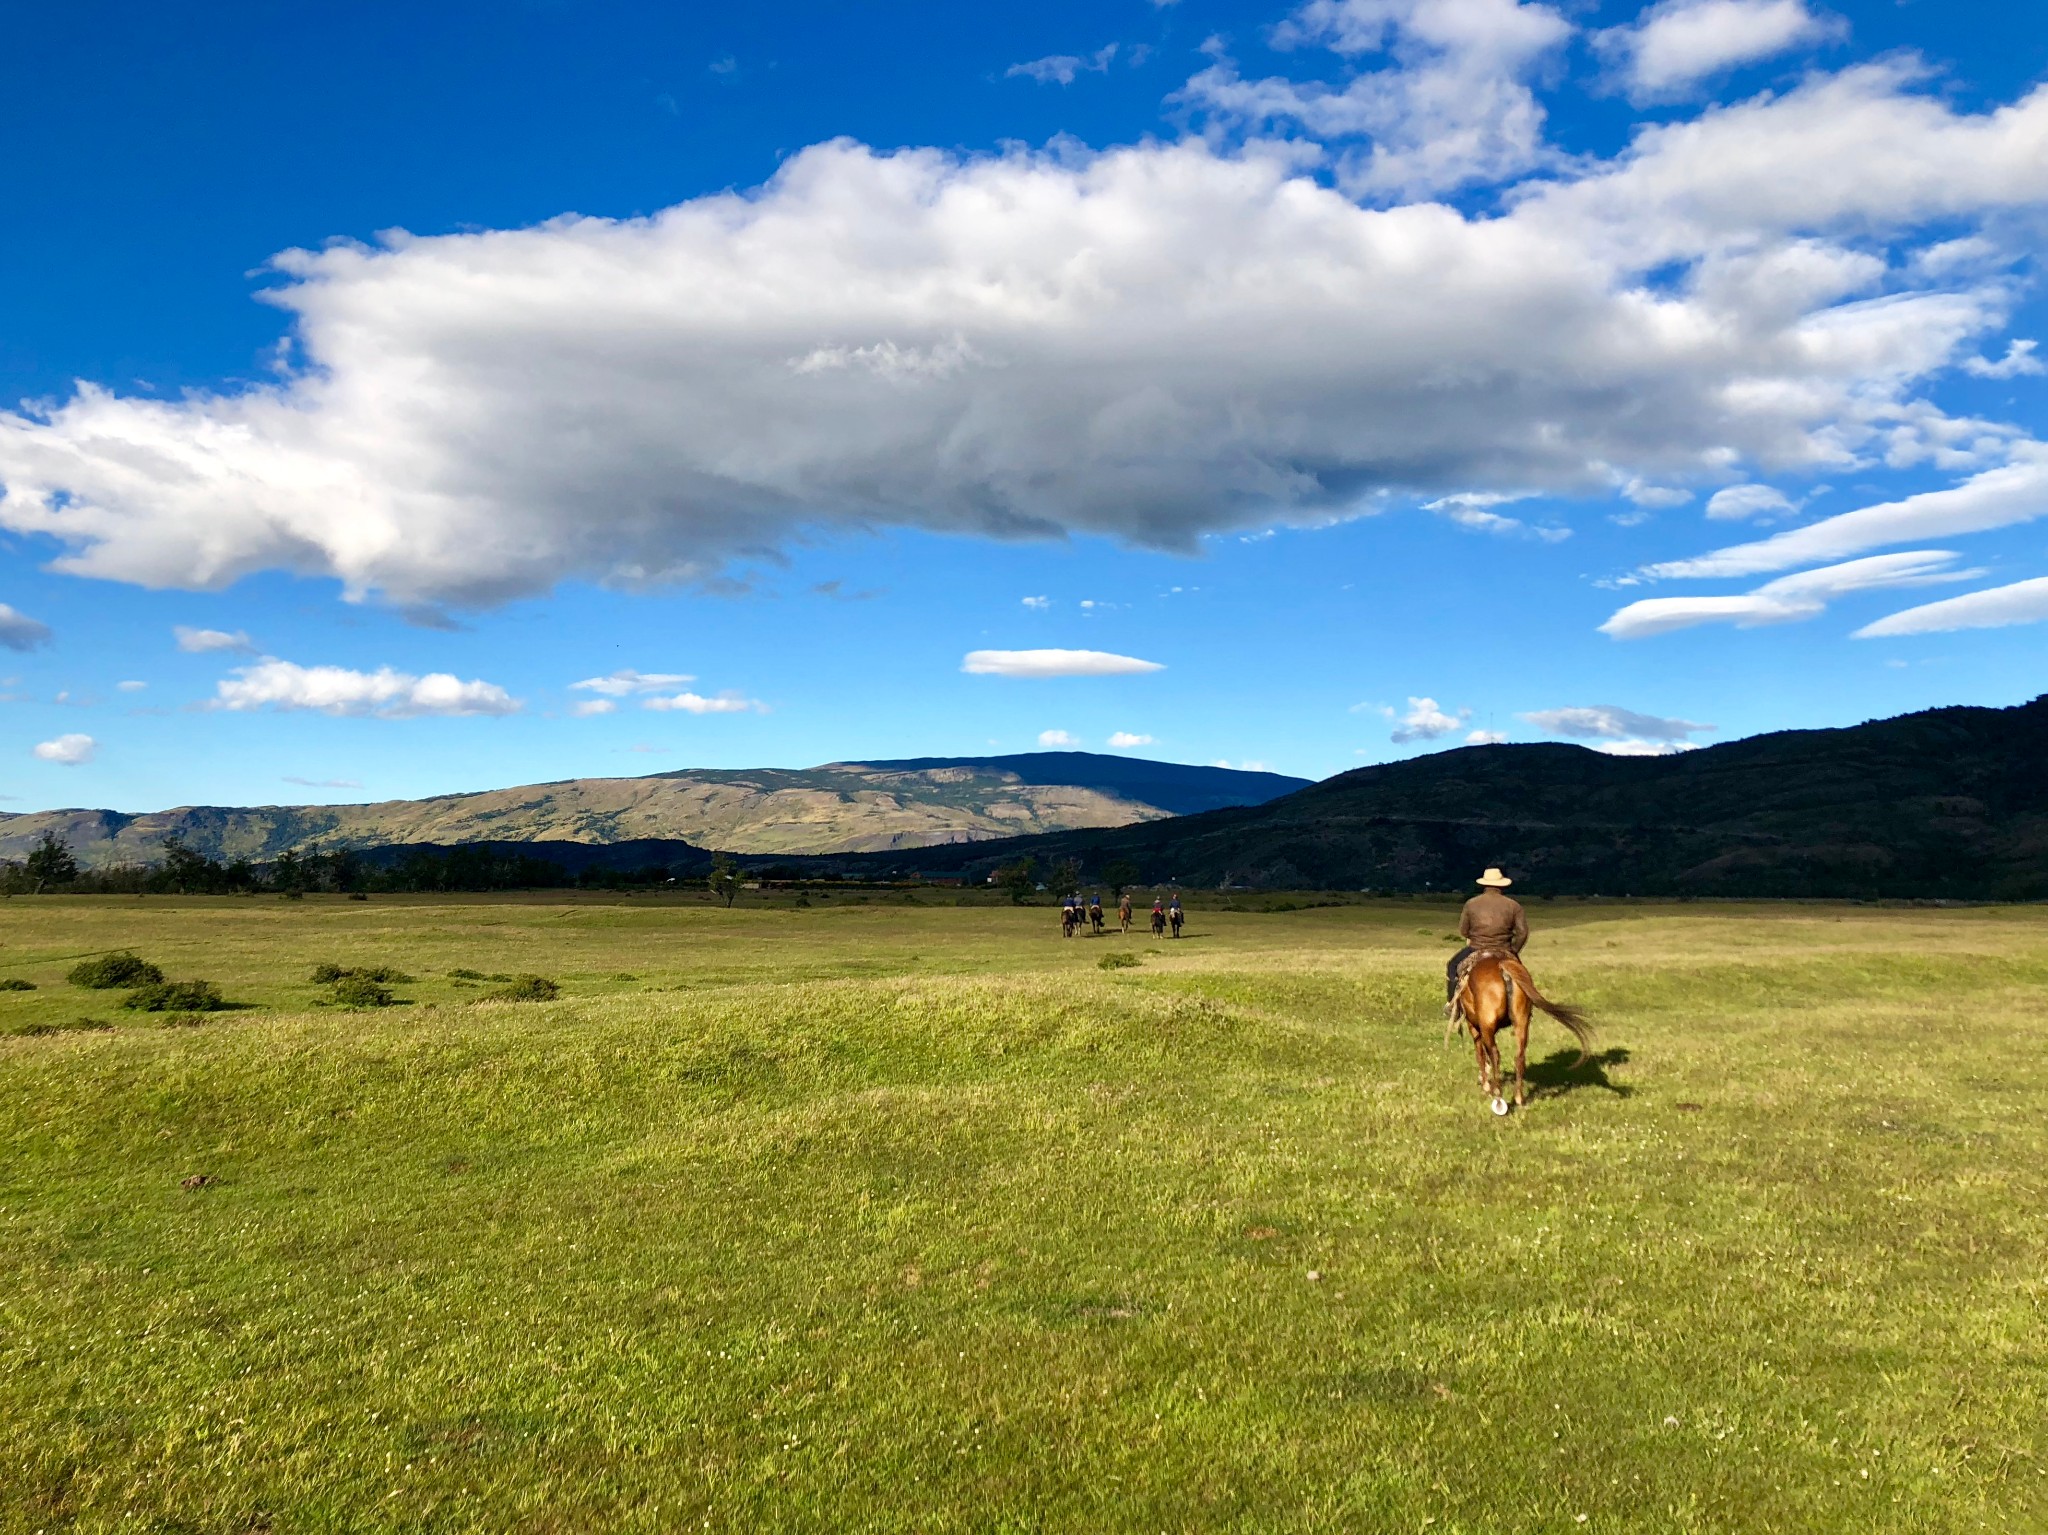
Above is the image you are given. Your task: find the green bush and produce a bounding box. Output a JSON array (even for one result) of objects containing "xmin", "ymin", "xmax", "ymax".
[
  {"xmin": 1098, "ymin": 951, "xmax": 1142, "ymax": 970},
  {"xmin": 121, "ymin": 980, "xmax": 226, "ymax": 1013},
  {"xmin": 311, "ymin": 963, "xmax": 415, "ymax": 985},
  {"xmin": 68, "ymin": 952, "xmax": 165, "ymax": 989},
  {"xmin": 479, "ymin": 974, "xmax": 560, "ymax": 1003},
  {"xmin": 447, "ymin": 968, "xmax": 487, "ymax": 981},
  {"xmin": 0, "ymin": 978, "xmax": 36, "ymax": 992},
  {"xmin": 328, "ymin": 975, "xmax": 396, "ymax": 1009}
]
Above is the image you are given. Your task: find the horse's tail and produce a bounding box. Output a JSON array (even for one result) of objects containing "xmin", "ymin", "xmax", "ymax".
[{"xmin": 1500, "ymin": 957, "xmax": 1595, "ymax": 1065}]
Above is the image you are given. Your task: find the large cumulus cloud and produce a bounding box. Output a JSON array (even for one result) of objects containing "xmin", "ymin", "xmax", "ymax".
[{"xmin": 1, "ymin": 25, "xmax": 2045, "ymax": 610}]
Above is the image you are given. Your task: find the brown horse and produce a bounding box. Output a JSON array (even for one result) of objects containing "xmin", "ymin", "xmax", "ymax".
[{"xmin": 1452, "ymin": 953, "xmax": 1594, "ymax": 1113}]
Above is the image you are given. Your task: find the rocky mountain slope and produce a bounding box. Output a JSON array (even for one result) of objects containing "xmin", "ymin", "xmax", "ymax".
[{"xmin": 0, "ymin": 755, "xmax": 1311, "ymax": 867}]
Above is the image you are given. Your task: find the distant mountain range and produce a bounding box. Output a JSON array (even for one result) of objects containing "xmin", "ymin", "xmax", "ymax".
[
  {"xmin": 0, "ymin": 754, "xmax": 1311, "ymax": 868},
  {"xmin": 836, "ymin": 697, "xmax": 2048, "ymax": 900}
]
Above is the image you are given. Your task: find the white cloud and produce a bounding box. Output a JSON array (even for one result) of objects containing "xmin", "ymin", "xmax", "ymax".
[
  {"xmin": 116, "ymin": 679, "xmax": 147, "ymax": 691},
  {"xmin": 1595, "ymin": 737, "xmax": 1704, "ymax": 756},
  {"xmin": 1211, "ymin": 758, "xmax": 1272, "ymax": 771},
  {"xmin": 1391, "ymin": 695, "xmax": 1468, "ymax": 742},
  {"xmin": 1039, "ymin": 729, "xmax": 1081, "ymax": 747},
  {"xmin": 1520, "ymin": 705, "xmax": 1713, "ymax": 742},
  {"xmin": 1962, "ymin": 339, "xmax": 2044, "ymax": 379},
  {"xmin": 1602, "ymin": 550, "xmax": 1975, "ymax": 637},
  {"xmin": 1598, "ymin": 0, "xmax": 1842, "ymax": 100},
  {"xmin": 571, "ymin": 698, "xmax": 618, "ymax": 717},
  {"xmin": 1704, "ymin": 483, "xmax": 1797, "ymax": 521},
  {"xmin": 0, "ymin": 604, "xmax": 52, "ymax": 652},
  {"xmin": 33, "ymin": 733, "xmax": 96, "ymax": 765},
  {"xmin": 642, "ymin": 691, "xmax": 767, "ymax": 714},
  {"xmin": 283, "ymin": 775, "xmax": 363, "ymax": 789},
  {"xmin": 213, "ymin": 659, "xmax": 521, "ymax": 717},
  {"xmin": 1854, "ymin": 575, "xmax": 2048, "ymax": 638},
  {"xmin": 1008, "ymin": 44, "xmax": 1118, "ymax": 85},
  {"xmin": 1107, "ymin": 731, "xmax": 1155, "ymax": 748},
  {"xmin": 1199, "ymin": 0, "xmax": 1574, "ymax": 198},
  {"xmin": 962, "ymin": 649, "xmax": 1164, "ymax": 678},
  {"xmin": 1427, "ymin": 493, "xmax": 1572, "ymax": 542},
  {"xmin": 175, "ymin": 626, "xmax": 256, "ymax": 654},
  {"xmin": 1646, "ymin": 451, "xmax": 2048, "ymax": 581},
  {"xmin": 570, "ymin": 668, "xmax": 695, "ymax": 697},
  {"xmin": 1020, "ymin": 596, "xmax": 1051, "ymax": 610},
  {"xmin": 1466, "ymin": 728, "xmax": 1508, "ymax": 744},
  {"xmin": 0, "ymin": 58, "xmax": 2045, "ymax": 611}
]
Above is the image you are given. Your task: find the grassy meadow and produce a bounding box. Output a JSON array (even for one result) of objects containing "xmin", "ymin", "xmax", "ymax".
[{"xmin": 1, "ymin": 890, "xmax": 2044, "ymax": 1533}]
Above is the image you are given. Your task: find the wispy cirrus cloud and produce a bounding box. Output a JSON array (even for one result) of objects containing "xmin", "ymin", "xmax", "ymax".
[
  {"xmin": 570, "ymin": 668, "xmax": 695, "ymax": 697},
  {"xmin": 1521, "ymin": 704, "xmax": 1713, "ymax": 743},
  {"xmin": 175, "ymin": 625, "xmax": 257, "ymax": 654},
  {"xmin": 1855, "ymin": 575, "xmax": 2048, "ymax": 638},
  {"xmin": 962, "ymin": 649, "xmax": 1164, "ymax": 678},
  {"xmin": 1603, "ymin": 551, "xmax": 1977, "ymax": 638},
  {"xmin": 642, "ymin": 691, "xmax": 768, "ymax": 714},
  {"xmin": 1007, "ymin": 43, "xmax": 1119, "ymax": 85},
  {"xmin": 283, "ymin": 775, "xmax": 363, "ymax": 789}
]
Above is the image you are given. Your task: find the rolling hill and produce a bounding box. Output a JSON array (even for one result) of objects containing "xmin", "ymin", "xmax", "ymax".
[
  {"xmin": 818, "ymin": 696, "xmax": 2048, "ymax": 900},
  {"xmin": 0, "ymin": 755, "xmax": 1311, "ymax": 868}
]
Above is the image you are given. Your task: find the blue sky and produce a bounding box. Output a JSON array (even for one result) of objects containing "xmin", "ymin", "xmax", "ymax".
[{"xmin": 3, "ymin": 0, "xmax": 2046, "ymax": 813}]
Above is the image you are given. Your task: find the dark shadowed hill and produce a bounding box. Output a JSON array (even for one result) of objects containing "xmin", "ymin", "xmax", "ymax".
[
  {"xmin": 820, "ymin": 697, "xmax": 2048, "ymax": 899},
  {"xmin": 840, "ymin": 752, "xmax": 1310, "ymax": 816}
]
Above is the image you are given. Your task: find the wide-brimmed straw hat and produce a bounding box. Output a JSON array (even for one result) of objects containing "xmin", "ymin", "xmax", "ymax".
[{"xmin": 1475, "ymin": 867, "xmax": 1513, "ymax": 888}]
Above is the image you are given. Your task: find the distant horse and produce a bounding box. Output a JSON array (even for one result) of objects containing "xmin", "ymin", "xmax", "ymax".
[
  {"xmin": 1169, "ymin": 907, "xmax": 1184, "ymax": 939},
  {"xmin": 1061, "ymin": 904, "xmax": 1079, "ymax": 939},
  {"xmin": 1452, "ymin": 953, "xmax": 1594, "ymax": 1114},
  {"xmin": 1150, "ymin": 907, "xmax": 1167, "ymax": 937},
  {"xmin": 1090, "ymin": 904, "xmax": 1105, "ymax": 935}
]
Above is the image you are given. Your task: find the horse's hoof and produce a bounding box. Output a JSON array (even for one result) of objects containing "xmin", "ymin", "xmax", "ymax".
[{"xmin": 1490, "ymin": 1097, "xmax": 1510, "ymax": 1117}]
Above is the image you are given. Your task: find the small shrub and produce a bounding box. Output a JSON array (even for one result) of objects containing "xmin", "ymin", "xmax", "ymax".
[
  {"xmin": 122, "ymin": 979, "xmax": 226, "ymax": 1013},
  {"xmin": 347, "ymin": 892, "xmax": 368, "ymax": 901},
  {"xmin": 328, "ymin": 974, "xmax": 396, "ymax": 1009},
  {"xmin": 1098, "ymin": 951, "xmax": 1142, "ymax": 970},
  {"xmin": 447, "ymin": 968, "xmax": 486, "ymax": 981},
  {"xmin": 0, "ymin": 978, "xmax": 36, "ymax": 992},
  {"xmin": 480, "ymin": 974, "xmax": 559, "ymax": 1003},
  {"xmin": 311, "ymin": 963, "xmax": 415, "ymax": 985},
  {"xmin": 68, "ymin": 952, "xmax": 165, "ymax": 989}
]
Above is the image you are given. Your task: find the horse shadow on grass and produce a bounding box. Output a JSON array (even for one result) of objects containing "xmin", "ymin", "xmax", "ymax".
[{"xmin": 1522, "ymin": 1045, "xmax": 1632, "ymax": 1099}]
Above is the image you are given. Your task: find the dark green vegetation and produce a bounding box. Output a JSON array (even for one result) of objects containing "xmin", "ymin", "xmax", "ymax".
[
  {"xmin": 1, "ymin": 893, "xmax": 2043, "ymax": 1531},
  {"xmin": 65, "ymin": 951, "xmax": 165, "ymax": 989},
  {"xmin": 119, "ymin": 978, "xmax": 227, "ymax": 1013},
  {"xmin": 870, "ymin": 696, "xmax": 2048, "ymax": 899},
  {"xmin": 0, "ymin": 753, "xmax": 1307, "ymax": 870}
]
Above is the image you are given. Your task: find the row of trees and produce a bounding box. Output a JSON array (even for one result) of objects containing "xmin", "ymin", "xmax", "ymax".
[
  {"xmin": 2, "ymin": 833, "xmax": 751, "ymax": 901},
  {"xmin": 989, "ymin": 855, "xmax": 1144, "ymax": 905}
]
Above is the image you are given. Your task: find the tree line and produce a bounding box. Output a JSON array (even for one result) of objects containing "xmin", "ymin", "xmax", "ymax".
[{"xmin": 1, "ymin": 832, "xmax": 752, "ymax": 899}]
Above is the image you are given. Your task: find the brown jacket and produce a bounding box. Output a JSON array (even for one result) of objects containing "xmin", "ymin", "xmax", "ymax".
[{"xmin": 1459, "ymin": 891, "xmax": 1527, "ymax": 953}]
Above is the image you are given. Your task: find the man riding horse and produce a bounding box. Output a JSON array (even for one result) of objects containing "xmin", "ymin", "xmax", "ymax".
[
  {"xmin": 1446, "ymin": 866, "xmax": 1525, "ymax": 1002},
  {"xmin": 1445, "ymin": 866, "xmax": 1593, "ymax": 1112}
]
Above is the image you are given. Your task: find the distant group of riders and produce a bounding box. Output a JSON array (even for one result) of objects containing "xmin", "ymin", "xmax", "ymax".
[{"xmin": 1060, "ymin": 890, "xmax": 1182, "ymax": 939}]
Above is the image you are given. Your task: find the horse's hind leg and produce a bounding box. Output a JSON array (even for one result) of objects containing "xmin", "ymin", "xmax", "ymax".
[{"xmin": 1513, "ymin": 991, "xmax": 1531, "ymax": 1108}]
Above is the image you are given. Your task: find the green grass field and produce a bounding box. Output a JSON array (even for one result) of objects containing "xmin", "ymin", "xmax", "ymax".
[{"xmin": 2, "ymin": 892, "xmax": 2044, "ymax": 1533}]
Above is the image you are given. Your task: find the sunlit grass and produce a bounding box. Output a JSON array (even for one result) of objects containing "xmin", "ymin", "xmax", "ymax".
[{"xmin": 2, "ymin": 893, "xmax": 2044, "ymax": 1532}]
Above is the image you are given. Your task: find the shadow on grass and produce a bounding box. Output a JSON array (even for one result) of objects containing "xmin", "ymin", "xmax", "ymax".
[{"xmin": 1525, "ymin": 1045, "xmax": 1632, "ymax": 1099}]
